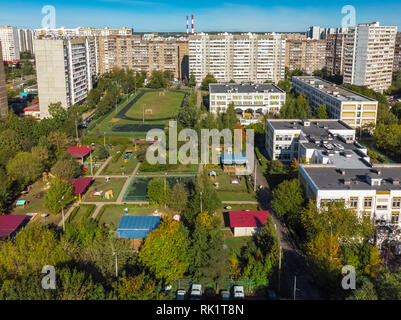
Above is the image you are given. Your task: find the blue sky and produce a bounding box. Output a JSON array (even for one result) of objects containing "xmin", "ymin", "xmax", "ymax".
[{"xmin": 1, "ymin": 0, "xmax": 401, "ymax": 32}]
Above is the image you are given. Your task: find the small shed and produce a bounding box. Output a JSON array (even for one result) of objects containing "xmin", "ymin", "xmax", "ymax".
[
  {"xmin": 220, "ymin": 154, "xmax": 248, "ymax": 173},
  {"xmin": 68, "ymin": 177, "xmax": 93, "ymax": 201},
  {"xmin": 16, "ymin": 200, "xmax": 26, "ymax": 208},
  {"xmin": 229, "ymin": 211, "xmax": 269, "ymax": 237},
  {"xmin": 0, "ymin": 215, "xmax": 29, "ymax": 240},
  {"xmin": 116, "ymin": 216, "xmax": 160, "ymax": 239},
  {"xmin": 67, "ymin": 146, "xmax": 92, "ymax": 164}
]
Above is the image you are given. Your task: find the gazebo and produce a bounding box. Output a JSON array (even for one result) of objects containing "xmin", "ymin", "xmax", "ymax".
[
  {"xmin": 68, "ymin": 177, "xmax": 93, "ymax": 201},
  {"xmin": 66, "ymin": 146, "xmax": 92, "ymax": 164}
]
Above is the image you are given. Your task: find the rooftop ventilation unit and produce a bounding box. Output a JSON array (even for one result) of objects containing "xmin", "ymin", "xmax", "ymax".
[
  {"xmin": 343, "ymin": 179, "xmax": 351, "ymax": 185},
  {"xmin": 340, "ymin": 169, "xmax": 346, "ymax": 175},
  {"xmin": 302, "ymin": 120, "xmax": 310, "ymax": 127},
  {"xmin": 391, "ymin": 178, "xmax": 400, "ymax": 185}
]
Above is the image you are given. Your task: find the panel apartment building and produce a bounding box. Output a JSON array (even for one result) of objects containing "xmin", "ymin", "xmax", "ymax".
[
  {"xmin": 98, "ymin": 35, "xmax": 189, "ymax": 80},
  {"xmin": 0, "ymin": 26, "xmax": 20, "ymax": 61},
  {"xmin": 17, "ymin": 29, "xmax": 34, "ymax": 53},
  {"xmin": 394, "ymin": 32, "xmax": 401, "ymax": 72},
  {"xmin": 325, "ymin": 33, "xmax": 347, "ymax": 75},
  {"xmin": 34, "ymin": 38, "xmax": 98, "ymax": 118},
  {"xmin": 343, "ymin": 22, "xmax": 397, "ymax": 93},
  {"xmin": 0, "ymin": 42, "xmax": 8, "ymax": 117},
  {"xmin": 189, "ymin": 33, "xmax": 286, "ymax": 85},
  {"xmin": 299, "ymin": 164, "xmax": 401, "ymax": 227},
  {"xmin": 285, "ymin": 39, "xmax": 326, "ymax": 75},
  {"xmin": 209, "ymin": 83, "xmax": 286, "ymax": 125},
  {"xmin": 292, "ymin": 76, "xmax": 378, "ymax": 128}
]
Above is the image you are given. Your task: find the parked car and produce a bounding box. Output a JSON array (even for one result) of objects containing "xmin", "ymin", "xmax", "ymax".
[
  {"xmin": 221, "ymin": 290, "xmax": 230, "ymax": 300},
  {"xmin": 176, "ymin": 290, "xmax": 186, "ymax": 300},
  {"xmin": 190, "ymin": 284, "xmax": 202, "ymax": 300},
  {"xmin": 233, "ymin": 286, "xmax": 245, "ymax": 299}
]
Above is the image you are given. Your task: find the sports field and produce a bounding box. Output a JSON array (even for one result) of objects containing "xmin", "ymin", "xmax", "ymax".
[
  {"xmin": 87, "ymin": 89, "xmax": 187, "ymax": 139},
  {"xmin": 125, "ymin": 90, "xmax": 185, "ymax": 120}
]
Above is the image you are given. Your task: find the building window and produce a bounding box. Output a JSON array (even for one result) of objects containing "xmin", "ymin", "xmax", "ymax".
[
  {"xmin": 392, "ymin": 198, "xmax": 401, "ymax": 208},
  {"xmin": 376, "ymin": 205, "xmax": 388, "ymax": 210},
  {"xmin": 364, "ymin": 198, "xmax": 372, "ymax": 208},
  {"xmin": 392, "ymin": 213, "xmax": 400, "ymax": 224},
  {"xmin": 363, "ymin": 212, "xmax": 371, "ymax": 219},
  {"xmin": 349, "ymin": 197, "xmax": 358, "ymax": 208}
]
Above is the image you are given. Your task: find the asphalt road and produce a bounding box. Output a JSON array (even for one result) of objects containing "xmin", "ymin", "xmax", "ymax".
[{"xmin": 253, "ymin": 160, "xmax": 321, "ymax": 300}]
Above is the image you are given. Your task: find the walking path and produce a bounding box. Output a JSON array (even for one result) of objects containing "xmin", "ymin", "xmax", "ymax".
[{"xmin": 57, "ymin": 203, "xmax": 78, "ymax": 227}]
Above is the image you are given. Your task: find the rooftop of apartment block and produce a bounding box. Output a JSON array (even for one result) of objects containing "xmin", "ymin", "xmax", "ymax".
[
  {"xmin": 209, "ymin": 83, "xmax": 284, "ymax": 94},
  {"xmin": 267, "ymin": 119, "xmax": 353, "ymax": 132},
  {"xmin": 301, "ymin": 164, "xmax": 401, "ymax": 191},
  {"xmin": 292, "ymin": 76, "xmax": 377, "ymax": 103}
]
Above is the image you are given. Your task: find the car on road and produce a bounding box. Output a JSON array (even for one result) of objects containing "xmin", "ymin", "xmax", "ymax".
[
  {"xmin": 221, "ymin": 290, "xmax": 230, "ymax": 300},
  {"xmin": 190, "ymin": 284, "xmax": 202, "ymax": 300},
  {"xmin": 233, "ymin": 286, "xmax": 245, "ymax": 299},
  {"xmin": 176, "ymin": 290, "xmax": 186, "ymax": 300}
]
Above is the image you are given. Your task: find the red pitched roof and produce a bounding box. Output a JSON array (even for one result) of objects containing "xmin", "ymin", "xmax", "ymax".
[
  {"xmin": 229, "ymin": 211, "xmax": 269, "ymax": 228},
  {"xmin": 68, "ymin": 177, "xmax": 93, "ymax": 195},
  {"xmin": 0, "ymin": 215, "xmax": 28, "ymax": 239},
  {"xmin": 67, "ymin": 146, "xmax": 92, "ymax": 158}
]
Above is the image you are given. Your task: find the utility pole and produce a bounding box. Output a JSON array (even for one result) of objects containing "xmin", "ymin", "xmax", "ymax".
[
  {"xmin": 278, "ymin": 246, "xmax": 282, "ymax": 297},
  {"xmin": 253, "ymin": 157, "xmax": 257, "ymax": 192},
  {"xmin": 75, "ymin": 115, "xmax": 79, "ymax": 146},
  {"xmin": 59, "ymin": 195, "xmax": 65, "ymax": 232},
  {"xmin": 293, "ymin": 276, "xmax": 297, "ymax": 300},
  {"xmin": 90, "ymin": 150, "xmax": 93, "ymax": 177}
]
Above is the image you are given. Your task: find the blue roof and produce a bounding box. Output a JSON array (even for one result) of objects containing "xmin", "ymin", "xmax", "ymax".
[
  {"xmin": 116, "ymin": 216, "xmax": 160, "ymax": 239},
  {"xmin": 220, "ymin": 154, "xmax": 248, "ymax": 165}
]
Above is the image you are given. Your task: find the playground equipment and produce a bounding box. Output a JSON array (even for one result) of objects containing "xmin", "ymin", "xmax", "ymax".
[
  {"xmin": 16, "ymin": 200, "xmax": 26, "ymax": 208},
  {"xmin": 209, "ymin": 171, "xmax": 217, "ymax": 179},
  {"xmin": 230, "ymin": 179, "xmax": 240, "ymax": 185},
  {"xmin": 105, "ymin": 190, "xmax": 113, "ymax": 199},
  {"xmin": 92, "ymin": 190, "xmax": 103, "ymax": 197}
]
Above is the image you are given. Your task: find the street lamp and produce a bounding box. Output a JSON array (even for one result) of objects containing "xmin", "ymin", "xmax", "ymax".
[{"xmin": 59, "ymin": 195, "xmax": 65, "ymax": 232}]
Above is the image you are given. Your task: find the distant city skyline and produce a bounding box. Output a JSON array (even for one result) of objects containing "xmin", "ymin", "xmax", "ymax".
[{"xmin": 1, "ymin": 0, "xmax": 401, "ymax": 32}]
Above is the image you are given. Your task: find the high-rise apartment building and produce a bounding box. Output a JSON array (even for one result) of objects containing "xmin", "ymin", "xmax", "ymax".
[
  {"xmin": 285, "ymin": 39, "xmax": 326, "ymax": 74},
  {"xmin": 18, "ymin": 29, "xmax": 34, "ymax": 53},
  {"xmin": 306, "ymin": 26, "xmax": 336, "ymax": 40},
  {"xmin": 0, "ymin": 41, "xmax": 8, "ymax": 117},
  {"xmin": 343, "ymin": 22, "xmax": 397, "ymax": 93},
  {"xmin": 292, "ymin": 76, "xmax": 378, "ymax": 128},
  {"xmin": 98, "ymin": 35, "xmax": 189, "ymax": 80},
  {"xmin": 34, "ymin": 27, "xmax": 133, "ymax": 39},
  {"xmin": 326, "ymin": 33, "xmax": 347, "ymax": 75},
  {"xmin": 34, "ymin": 38, "xmax": 98, "ymax": 118},
  {"xmin": 394, "ymin": 32, "xmax": 401, "ymax": 72},
  {"xmin": 0, "ymin": 26, "xmax": 20, "ymax": 61},
  {"xmin": 189, "ymin": 33, "xmax": 285, "ymax": 85}
]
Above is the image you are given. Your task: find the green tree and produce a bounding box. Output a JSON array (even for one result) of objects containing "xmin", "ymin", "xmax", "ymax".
[
  {"xmin": 118, "ymin": 273, "xmax": 159, "ymax": 300},
  {"xmin": 168, "ymin": 182, "xmax": 189, "ymax": 211},
  {"xmin": 201, "ymin": 73, "xmax": 217, "ymax": 91},
  {"xmin": 6, "ymin": 152, "xmax": 44, "ymax": 186},
  {"xmin": 222, "ymin": 103, "xmax": 238, "ymax": 131},
  {"xmin": 316, "ymin": 104, "xmax": 329, "ymax": 119},
  {"xmin": 147, "ymin": 177, "xmax": 170, "ymax": 206},
  {"xmin": 93, "ymin": 144, "xmax": 109, "ymax": 161},
  {"xmin": 177, "ymin": 91, "xmax": 199, "ymax": 128},
  {"xmin": 147, "ymin": 70, "xmax": 168, "ymax": 89},
  {"xmin": 21, "ymin": 60, "xmax": 34, "ymax": 75},
  {"xmin": 51, "ymin": 158, "xmax": 81, "ymax": 180},
  {"xmin": 271, "ymin": 179, "xmax": 304, "ymax": 222},
  {"xmin": 277, "ymin": 79, "xmax": 291, "ymax": 93},
  {"xmin": 44, "ymin": 177, "xmax": 74, "ymax": 215},
  {"xmin": 139, "ymin": 217, "xmax": 190, "ymax": 283}
]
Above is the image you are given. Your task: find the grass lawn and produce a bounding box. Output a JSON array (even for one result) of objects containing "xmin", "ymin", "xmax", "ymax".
[
  {"xmin": 96, "ymin": 204, "xmax": 176, "ymax": 228},
  {"xmin": 224, "ymin": 236, "xmax": 253, "ymax": 256},
  {"xmin": 217, "ymin": 191, "xmax": 257, "ymax": 202},
  {"xmin": 125, "ymin": 90, "xmax": 185, "ymax": 119},
  {"xmin": 11, "ymin": 180, "xmax": 49, "ymax": 215},
  {"xmin": 101, "ymin": 147, "xmax": 140, "ymax": 175},
  {"xmin": 81, "ymin": 177, "xmax": 127, "ymax": 202},
  {"xmin": 67, "ymin": 204, "xmax": 96, "ymax": 224}
]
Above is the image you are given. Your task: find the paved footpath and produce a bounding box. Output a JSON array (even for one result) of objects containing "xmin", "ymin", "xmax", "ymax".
[{"xmin": 94, "ymin": 157, "xmax": 112, "ymax": 177}]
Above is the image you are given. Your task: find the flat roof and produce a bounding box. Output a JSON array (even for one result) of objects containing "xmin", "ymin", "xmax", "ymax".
[
  {"xmin": 301, "ymin": 164, "xmax": 401, "ymax": 191},
  {"xmin": 209, "ymin": 83, "xmax": 284, "ymax": 94},
  {"xmin": 267, "ymin": 119, "xmax": 353, "ymax": 132},
  {"xmin": 292, "ymin": 76, "xmax": 377, "ymax": 102}
]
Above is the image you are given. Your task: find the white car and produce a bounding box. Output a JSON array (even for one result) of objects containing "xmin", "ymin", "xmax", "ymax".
[
  {"xmin": 190, "ymin": 284, "xmax": 202, "ymax": 298},
  {"xmin": 233, "ymin": 286, "xmax": 245, "ymax": 299}
]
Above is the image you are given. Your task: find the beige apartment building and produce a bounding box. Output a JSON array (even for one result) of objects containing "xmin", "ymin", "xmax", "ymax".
[
  {"xmin": 343, "ymin": 22, "xmax": 397, "ymax": 93},
  {"xmin": 394, "ymin": 32, "xmax": 401, "ymax": 72},
  {"xmin": 35, "ymin": 38, "xmax": 98, "ymax": 118},
  {"xmin": 0, "ymin": 42, "xmax": 8, "ymax": 117},
  {"xmin": 285, "ymin": 39, "xmax": 326, "ymax": 74},
  {"xmin": 189, "ymin": 33, "xmax": 286, "ymax": 85},
  {"xmin": 98, "ymin": 35, "xmax": 189, "ymax": 80},
  {"xmin": 326, "ymin": 33, "xmax": 347, "ymax": 75}
]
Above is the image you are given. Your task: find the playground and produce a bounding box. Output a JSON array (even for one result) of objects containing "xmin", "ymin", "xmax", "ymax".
[{"xmin": 81, "ymin": 177, "xmax": 127, "ymax": 202}]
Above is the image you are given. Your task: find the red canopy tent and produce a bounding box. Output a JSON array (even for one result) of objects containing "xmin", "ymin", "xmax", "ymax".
[{"xmin": 68, "ymin": 177, "xmax": 93, "ymax": 200}]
